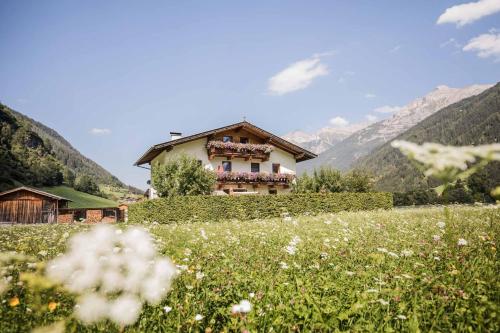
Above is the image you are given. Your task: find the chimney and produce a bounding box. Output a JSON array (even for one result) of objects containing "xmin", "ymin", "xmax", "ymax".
[{"xmin": 170, "ymin": 132, "xmax": 182, "ymax": 141}]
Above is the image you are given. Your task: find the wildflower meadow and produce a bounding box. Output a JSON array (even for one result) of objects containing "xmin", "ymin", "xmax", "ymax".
[{"xmin": 0, "ymin": 205, "xmax": 498, "ymax": 332}]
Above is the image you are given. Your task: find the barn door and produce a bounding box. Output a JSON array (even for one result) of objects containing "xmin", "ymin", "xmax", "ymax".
[
  {"xmin": 16, "ymin": 200, "xmax": 42, "ymax": 224},
  {"xmin": 41, "ymin": 200, "xmax": 55, "ymax": 223}
]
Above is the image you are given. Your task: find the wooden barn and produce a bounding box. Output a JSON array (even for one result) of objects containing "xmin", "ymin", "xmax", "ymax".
[{"xmin": 0, "ymin": 187, "xmax": 71, "ymax": 224}]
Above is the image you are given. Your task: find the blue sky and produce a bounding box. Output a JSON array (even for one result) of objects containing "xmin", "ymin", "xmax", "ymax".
[{"xmin": 1, "ymin": 1, "xmax": 499, "ymax": 189}]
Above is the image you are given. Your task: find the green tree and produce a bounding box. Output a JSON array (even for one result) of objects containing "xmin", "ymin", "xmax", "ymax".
[
  {"xmin": 151, "ymin": 155, "xmax": 216, "ymax": 197},
  {"xmin": 313, "ymin": 167, "xmax": 344, "ymax": 193},
  {"xmin": 75, "ymin": 175, "xmax": 101, "ymax": 196},
  {"xmin": 341, "ymin": 170, "xmax": 373, "ymax": 192},
  {"xmin": 63, "ymin": 168, "xmax": 76, "ymax": 187}
]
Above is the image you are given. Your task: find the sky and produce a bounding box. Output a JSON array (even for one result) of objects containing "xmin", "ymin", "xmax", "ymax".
[{"xmin": 1, "ymin": 0, "xmax": 499, "ymax": 189}]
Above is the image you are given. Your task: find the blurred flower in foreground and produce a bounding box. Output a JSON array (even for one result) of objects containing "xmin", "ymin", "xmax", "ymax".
[
  {"xmin": 46, "ymin": 225, "xmax": 177, "ymax": 326},
  {"xmin": 391, "ymin": 141, "xmax": 500, "ymax": 194}
]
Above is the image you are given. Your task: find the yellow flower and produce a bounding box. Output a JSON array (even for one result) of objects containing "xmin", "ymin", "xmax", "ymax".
[
  {"xmin": 9, "ymin": 296, "xmax": 20, "ymax": 307},
  {"xmin": 48, "ymin": 301, "xmax": 58, "ymax": 312}
]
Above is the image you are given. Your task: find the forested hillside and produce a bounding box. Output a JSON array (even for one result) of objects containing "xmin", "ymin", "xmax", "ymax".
[
  {"xmin": 0, "ymin": 103, "xmax": 142, "ymax": 195},
  {"xmin": 354, "ymin": 83, "xmax": 500, "ymax": 192},
  {"xmin": 0, "ymin": 104, "xmax": 63, "ymax": 191},
  {"xmin": 9, "ymin": 106, "xmax": 125, "ymax": 188}
]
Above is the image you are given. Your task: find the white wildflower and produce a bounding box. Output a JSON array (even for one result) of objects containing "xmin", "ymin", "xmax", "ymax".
[
  {"xmin": 231, "ymin": 299, "xmax": 252, "ymax": 314},
  {"xmin": 401, "ymin": 250, "xmax": 414, "ymax": 257},
  {"xmin": 433, "ymin": 235, "xmax": 441, "ymax": 241},
  {"xmin": 437, "ymin": 221, "xmax": 446, "ymax": 229},
  {"xmin": 194, "ymin": 314, "xmax": 203, "ymax": 321},
  {"xmin": 46, "ymin": 225, "xmax": 177, "ymax": 326},
  {"xmin": 377, "ymin": 299, "xmax": 389, "ymax": 306},
  {"xmin": 279, "ymin": 262, "xmax": 289, "ymax": 269},
  {"xmin": 108, "ymin": 294, "xmax": 142, "ymax": 326},
  {"xmin": 457, "ymin": 238, "xmax": 468, "ymax": 246},
  {"xmin": 200, "ymin": 229, "xmax": 208, "ymax": 240},
  {"xmin": 74, "ymin": 293, "xmax": 109, "ymax": 324},
  {"xmin": 196, "ymin": 271, "xmax": 205, "ymax": 280},
  {"xmin": 396, "ymin": 314, "xmax": 407, "ymax": 320},
  {"xmin": 163, "ymin": 306, "xmax": 172, "ymax": 313}
]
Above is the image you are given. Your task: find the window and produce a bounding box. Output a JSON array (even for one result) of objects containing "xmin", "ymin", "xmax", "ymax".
[
  {"xmin": 239, "ymin": 137, "xmax": 249, "ymax": 144},
  {"xmin": 103, "ymin": 209, "xmax": 116, "ymax": 218},
  {"xmin": 272, "ymin": 163, "xmax": 280, "ymax": 174},
  {"xmin": 251, "ymin": 163, "xmax": 260, "ymax": 173},
  {"xmin": 269, "ymin": 189, "xmax": 277, "ymax": 195},
  {"xmin": 233, "ymin": 188, "xmax": 247, "ymax": 193},
  {"xmin": 223, "ymin": 136, "xmax": 233, "ymax": 143},
  {"xmin": 222, "ymin": 161, "xmax": 232, "ymax": 172}
]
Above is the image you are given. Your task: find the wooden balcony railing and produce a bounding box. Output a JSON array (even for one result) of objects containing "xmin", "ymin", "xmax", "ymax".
[{"xmin": 207, "ymin": 141, "xmax": 273, "ymax": 161}]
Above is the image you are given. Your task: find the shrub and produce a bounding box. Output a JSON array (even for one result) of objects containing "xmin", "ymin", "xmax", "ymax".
[
  {"xmin": 151, "ymin": 155, "xmax": 216, "ymax": 197},
  {"xmin": 293, "ymin": 167, "xmax": 373, "ymax": 193},
  {"xmin": 128, "ymin": 192, "xmax": 393, "ymax": 224}
]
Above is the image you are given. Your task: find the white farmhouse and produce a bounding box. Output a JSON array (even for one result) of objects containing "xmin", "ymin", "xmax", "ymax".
[{"xmin": 135, "ymin": 121, "xmax": 316, "ymax": 197}]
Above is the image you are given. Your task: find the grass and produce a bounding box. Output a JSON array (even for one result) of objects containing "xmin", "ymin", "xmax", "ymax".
[
  {"xmin": 41, "ymin": 186, "xmax": 118, "ymax": 209},
  {"xmin": 0, "ymin": 205, "xmax": 498, "ymax": 332}
]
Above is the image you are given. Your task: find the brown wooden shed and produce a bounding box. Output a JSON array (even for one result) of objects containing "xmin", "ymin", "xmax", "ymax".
[{"xmin": 0, "ymin": 187, "xmax": 71, "ymax": 224}]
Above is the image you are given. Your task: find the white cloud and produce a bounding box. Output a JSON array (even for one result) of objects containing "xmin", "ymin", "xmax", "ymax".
[
  {"xmin": 364, "ymin": 93, "xmax": 376, "ymax": 98},
  {"xmin": 267, "ymin": 54, "xmax": 330, "ymax": 95},
  {"xmin": 90, "ymin": 128, "xmax": 111, "ymax": 135},
  {"xmin": 329, "ymin": 116, "xmax": 349, "ymax": 127},
  {"xmin": 463, "ymin": 31, "xmax": 500, "ymax": 61},
  {"xmin": 440, "ymin": 38, "xmax": 462, "ymax": 49},
  {"xmin": 365, "ymin": 114, "xmax": 378, "ymax": 122},
  {"xmin": 373, "ymin": 105, "xmax": 402, "ymax": 114},
  {"xmin": 437, "ymin": 0, "xmax": 500, "ymax": 27},
  {"xmin": 389, "ymin": 45, "xmax": 401, "ymax": 53}
]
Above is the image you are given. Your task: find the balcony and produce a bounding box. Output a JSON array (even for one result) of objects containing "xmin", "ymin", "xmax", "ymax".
[
  {"xmin": 207, "ymin": 141, "xmax": 273, "ymax": 161},
  {"xmin": 216, "ymin": 172, "xmax": 294, "ymax": 186}
]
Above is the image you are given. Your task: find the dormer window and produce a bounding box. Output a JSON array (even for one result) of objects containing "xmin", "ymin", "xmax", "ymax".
[
  {"xmin": 223, "ymin": 136, "xmax": 233, "ymax": 143},
  {"xmin": 239, "ymin": 137, "xmax": 249, "ymax": 144}
]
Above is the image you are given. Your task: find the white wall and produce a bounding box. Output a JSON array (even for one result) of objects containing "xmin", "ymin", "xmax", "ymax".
[
  {"xmin": 152, "ymin": 138, "xmax": 297, "ymax": 175},
  {"xmin": 150, "ymin": 138, "xmax": 297, "ymax": 195}
]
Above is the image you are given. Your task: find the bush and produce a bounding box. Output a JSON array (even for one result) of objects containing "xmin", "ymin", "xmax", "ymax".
[
  {"xmin": 293, "ymin": 167, "xmax": 373, "ymax": 193},
  {"xmin": 128, "ymin": 192, "xmax": 393, "ymax": 224},
  {"xmin": 151, "ymin": 154, "xmax": 216, "ymax": 197}
]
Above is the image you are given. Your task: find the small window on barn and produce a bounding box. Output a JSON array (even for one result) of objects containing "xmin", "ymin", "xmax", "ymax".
[
  {"xmin": 103, "ymin": 209, "xmax": 116, "ymax": 218},
  {"xmin": 223, "ymin": 136, "xmax": 233, "ymax": 143},
  {"xmin": 251, "ymin": 163, "xmax": 260, "ymax": 173},
  {"xmin": 239, "ymin": 137, "xmax": 249, "ymax": 144},
  {"xmin": 269, "ymin": 189, "xmax": 278, "ymax": 195},
  {"xmin": 233, "ymin": 188, "xmax": 247, "ymax": 193},
  {"xmin": 222, "ymin": 161, "xmax": 232, "ymax": 172}
]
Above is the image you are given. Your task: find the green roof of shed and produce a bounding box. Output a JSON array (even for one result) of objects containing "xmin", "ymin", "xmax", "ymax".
[{"xmin": 41, "ymin": 186, "xmax": 118, "ymax": 209}]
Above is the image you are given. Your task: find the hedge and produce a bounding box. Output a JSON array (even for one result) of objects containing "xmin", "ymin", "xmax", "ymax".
[{"xmin": 128, "ymin": 192, "xmax": 393, "ymax": 224}]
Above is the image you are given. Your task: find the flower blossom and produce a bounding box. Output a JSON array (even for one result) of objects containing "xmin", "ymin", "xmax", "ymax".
[
  {"xmin": 231, "ymin": 300, "xmax": 252, "ymax": 314},
  {"xmin": 457, "ymin": 238, "xmax": 468, "ymax": 246},
  {"xmin": 46, "ymin": 225, "xmax": 177, "ymax": 326}
]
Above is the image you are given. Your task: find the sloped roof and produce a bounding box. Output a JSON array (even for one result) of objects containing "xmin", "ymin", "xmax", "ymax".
[
  {"xmin": 0, "ymin": 186, "xmax": 71, "ymax": 201},
  {"xmin": 135, "ymin": 121, "xmax": 317, "ymax": 165}
]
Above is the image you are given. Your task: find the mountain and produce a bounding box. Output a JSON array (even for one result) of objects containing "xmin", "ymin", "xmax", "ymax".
[
  {"xmin": 1, "ymin": 103, "xmax": 141, "ymax": 195},
  {"xmin": 1, "ymin": 104, "xmax": 64, "ymax": 191},
  {"xmin": 282, "ymin": 122, "xmax": 371, "ymax": 154},
  {"xmin": 296, "ymin": 84, "xmax": 493, "ymax": 173},
  {"xmin": 354, "ymin": 82, "xmax": 500, "ymax": 192},
  {"xmin": 9, "ymin": 107, "xmax": 126, "ymax": 188}
]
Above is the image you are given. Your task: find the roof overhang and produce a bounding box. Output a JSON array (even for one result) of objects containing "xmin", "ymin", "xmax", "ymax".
[
  {"xmin": 134, "ymin": 121, "xmax": 317, "ymax": 166},
  {"xmin": 0, "ymin": 186, "xmax": 72, "ymax": 201}
]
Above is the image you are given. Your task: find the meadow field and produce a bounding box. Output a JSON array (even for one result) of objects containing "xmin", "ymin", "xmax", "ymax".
[{"xmin": 0, "ymin": 205, "xmax": 498, "ymax": 332}]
